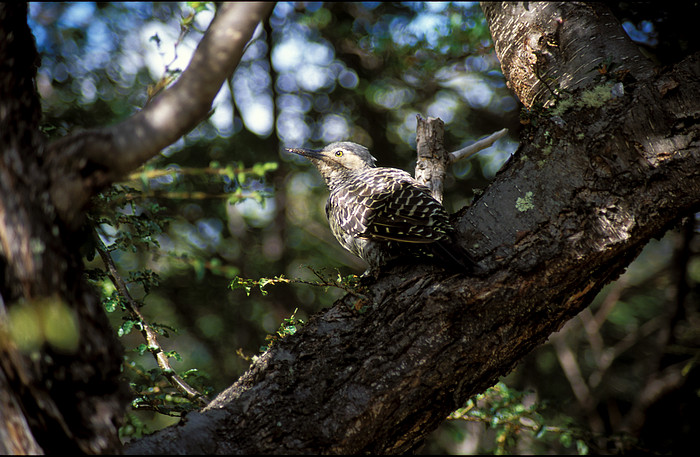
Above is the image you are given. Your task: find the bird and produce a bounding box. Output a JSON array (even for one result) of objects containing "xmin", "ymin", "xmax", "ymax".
[{"xmin": 287, "ymin": 141, "xmax": 471, "ymax": 271}]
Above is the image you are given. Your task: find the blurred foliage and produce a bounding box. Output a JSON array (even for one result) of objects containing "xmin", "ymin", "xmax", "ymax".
[
  {"xmin": 26, "ymin": 1, "xmax": 700, "ymax": 454},
  {"xmin": 437, "ymin": 382, "xmax": 589, "ymax": 455}
]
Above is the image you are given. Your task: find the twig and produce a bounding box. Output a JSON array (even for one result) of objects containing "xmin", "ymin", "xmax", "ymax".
[
  {"xmin": 231, "ymin": 267, "xmax": 367, "ymax": 300},
  {"xmin": 448, "ymin": 128, "xmax": 508, "ymax": 163},
  {"xmin": 95, "ymin": 236, "xmax": 210, "ymax": 405},
  {"xmin": 414, "ymin": 116, "xmax": 507, "ymax": 203},
  {"xmin": 550, "ymin": 331, "xmax": 605, "ymax": 434}
]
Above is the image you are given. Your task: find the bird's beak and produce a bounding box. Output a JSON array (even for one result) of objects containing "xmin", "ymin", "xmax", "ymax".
[{"xmin": 286, "ymin": 147, "xmax": 324, "ymax": 160}]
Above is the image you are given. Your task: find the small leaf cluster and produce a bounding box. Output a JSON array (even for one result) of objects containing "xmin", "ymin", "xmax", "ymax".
[
  {"xmin": 259, "ymin": 308, "xmax": 305, "ymax": 352},
  {"xmin": 84, "ymin": 183, "xmax": 213, "ymax": 433},
  {"xmin": 91, "ymin": 185, "xmax": 168, "ymax": 254},
  {"xmin": 82, "ymin": 146, "xmax": 282, "ymax": 436},
  {"xmin": 125, "ymin": 361, "xmax": 213, "ymax": 417},
  {"xmin": 450, "ymin": 382, "xmax": 590, "ymax": 455},
  {"xmin": 230, "ymin": 266, "xmax": 364, "ymax": 298},
  {"xmin": 230, "ymin": 268, "xmax": 369, "ymax": 352}
]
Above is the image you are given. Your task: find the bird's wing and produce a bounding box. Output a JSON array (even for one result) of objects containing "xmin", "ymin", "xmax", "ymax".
[{"xmin": 330, "ymin": 169, "xmax": 450, "ymax": 243}]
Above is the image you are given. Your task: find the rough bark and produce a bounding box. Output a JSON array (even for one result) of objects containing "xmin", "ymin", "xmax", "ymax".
[
  {"xmin": 0, "ymin": 3, "xmax": 273, "ymax": 454},
  {"xmin": 125, "ymin": 3, "xmax": 700, "ymax": 455},
  {"xmin": 481, "ymin": 2, "xmax": 655, "ymax": 109},
  {"xmin": 415, "ymin": 116, "xmax": 449, "ymax": 203},
  {"xmin": 0, "ymin": 3, "xmax": 127, "ymax": 453}
]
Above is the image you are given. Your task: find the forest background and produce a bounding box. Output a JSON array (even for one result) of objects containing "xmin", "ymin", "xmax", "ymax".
[{"xmin": 9, "ymin": 2, "xmax": 700, "ymax": 454}]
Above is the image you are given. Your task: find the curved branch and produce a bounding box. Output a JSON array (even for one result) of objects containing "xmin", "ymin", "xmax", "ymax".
[
  {"xmin": 45, "ymin": 2, "xmax": 275, "ymax": 226},
  {"xmin": 130, "ymin": 58, "xmax": 700, "ymax": 456}
]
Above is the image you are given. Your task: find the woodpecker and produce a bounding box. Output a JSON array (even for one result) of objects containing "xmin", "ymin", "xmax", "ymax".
[{"xmin": 287, "ymin": 141, "xmax": 470, "ymax": 270}]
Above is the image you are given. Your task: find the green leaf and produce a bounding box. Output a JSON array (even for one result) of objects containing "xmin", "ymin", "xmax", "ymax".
[
  {"xmin": 560, "ymin": 432, "xmax": 572, "ymax": 448},
  {"xmin": 193, "ymin": 259, "xmax": 205, "ymax": 281},
  {"xmin": 136, "ymin": 343, "xmax": 149, "ymax": 355},
  {"xmin": 119, "ymin": 319, "xmax": 138, "ymax": 337}
]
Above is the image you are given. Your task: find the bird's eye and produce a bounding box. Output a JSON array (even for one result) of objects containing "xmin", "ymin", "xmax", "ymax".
[{"xmin": 334, "ymin": 150, "xmax": 343, "ymax": 157}]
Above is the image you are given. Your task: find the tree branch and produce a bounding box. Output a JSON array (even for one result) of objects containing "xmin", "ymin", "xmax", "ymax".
[
  {"xmin": 414, "ymin": 115, "xmax": 449, "ymax": 202},
  {"xmin": 449, "ymin": 128, "xmax": 508, "ymax": 163},
  {"xmin": 95, "ymin": 238, "xmax": 210, "ymax": 406},
  {"xmin": 45, "ymin": 2, "xmax": 275, "ymax": 227}
]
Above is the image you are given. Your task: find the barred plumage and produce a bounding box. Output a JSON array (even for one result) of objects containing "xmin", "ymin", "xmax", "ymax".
[{"xmin": 288, "ymin": 141, "xmax": 468, "ymax": 270}]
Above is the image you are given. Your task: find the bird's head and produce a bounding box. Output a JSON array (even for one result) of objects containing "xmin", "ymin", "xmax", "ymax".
[{"xmin": 287, "ymin": 142, "xmax": 377, "ymax": 172}]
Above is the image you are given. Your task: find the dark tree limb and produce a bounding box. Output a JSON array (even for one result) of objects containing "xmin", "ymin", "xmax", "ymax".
[{"xmin": 125, "ymin": 3, "xmax": 700, "ymax": 455}]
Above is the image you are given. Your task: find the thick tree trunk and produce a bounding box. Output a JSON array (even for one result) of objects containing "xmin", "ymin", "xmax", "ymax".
[
  {"xmin": 0, "ymin": 3, "xmax": 272, "ymax": 454},
  {"xmin": 481, "ymin": 2, "xmax": 655, "ymax": 109},
  {"xmin": 0, "ymin": 3, "xmax": 127, "ymax": 454},
  {"xmin": 126, "ymin": 3, "xmax": 700, "ymax": 455}
]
